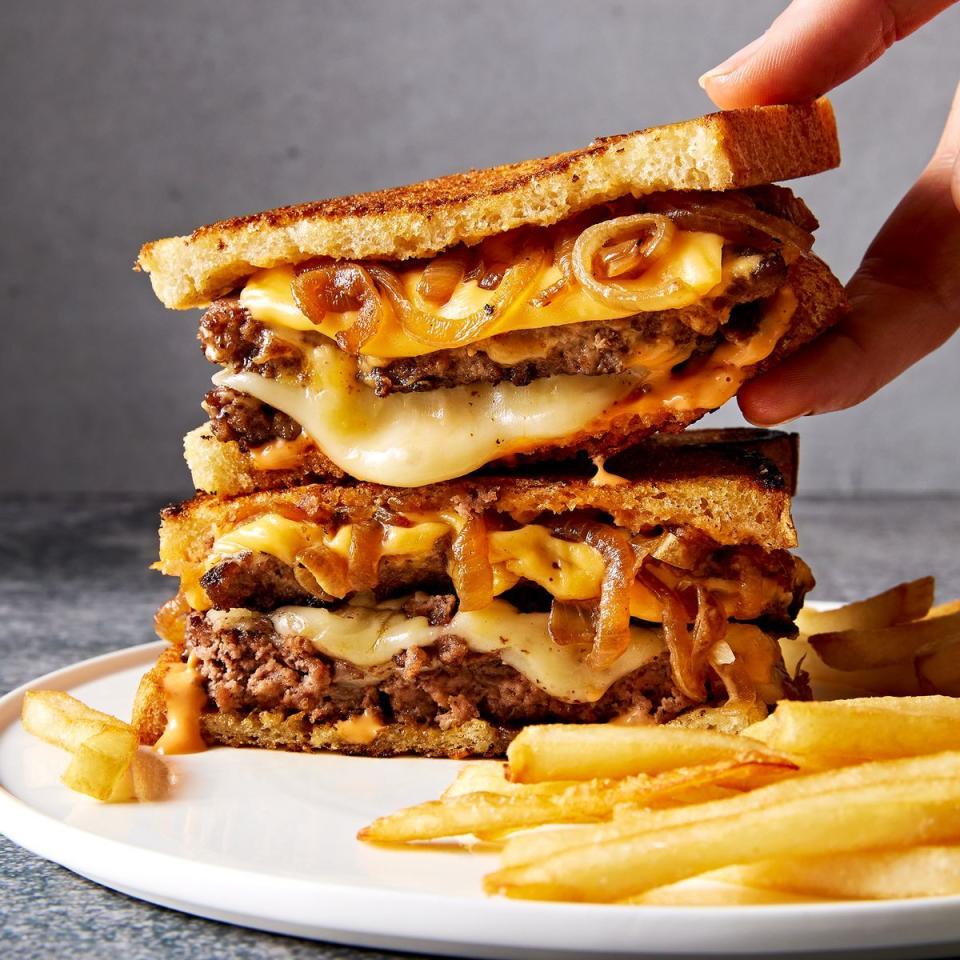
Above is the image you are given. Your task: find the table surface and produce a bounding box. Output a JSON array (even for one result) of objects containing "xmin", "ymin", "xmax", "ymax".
[{"xmin": 2, "ymin": 493, "xmax": 959, "ymax": 960}]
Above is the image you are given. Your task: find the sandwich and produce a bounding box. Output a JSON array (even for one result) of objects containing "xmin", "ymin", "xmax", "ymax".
[
  {"xmin": 133, "ymin": 428, "xmax": 814, "ymax": 757},
  {"xmin": 136, "ymin": 100, "xmax": 846, "ymax": 495}
]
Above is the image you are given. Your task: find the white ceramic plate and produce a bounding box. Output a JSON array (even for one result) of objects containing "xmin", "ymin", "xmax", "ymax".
[{"xmin": 2, "ymin": 633, "xmax": 960, "ymax": 959}]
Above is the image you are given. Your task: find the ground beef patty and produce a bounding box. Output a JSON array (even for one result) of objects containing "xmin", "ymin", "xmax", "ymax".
[
  {"xmin": 360, "ymin": 252, "xmax": 786, "ymax": 395},
  {"xmin": 185, "ymin": 609, "xmax": 689, "ymax": 729},
  {"xmin": 202, "ymin": 387, "xmax": 302, "ymax": 450}
]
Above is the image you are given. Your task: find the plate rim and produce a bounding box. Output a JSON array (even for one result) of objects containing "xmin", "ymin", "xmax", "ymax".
[{"xmin": 3, "ymin": 615, "xmax": 960, "ymax": 958}]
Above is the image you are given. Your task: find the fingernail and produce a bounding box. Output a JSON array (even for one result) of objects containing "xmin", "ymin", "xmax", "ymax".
[
  {"xmin": 765, "ymin": 411, "xmax": 813, "ymax": 428},
  {"xmin": 699, "ymin": 34, "xmax": 766, "ymax": 88}
]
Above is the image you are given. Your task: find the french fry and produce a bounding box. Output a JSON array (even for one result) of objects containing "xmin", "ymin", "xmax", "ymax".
[
  {"xmin": 714, "ymin": 846, "xmax": 960, "ymax": 900},
  {"xmin": 61, "ymin": 726, "xmax": 139, "ymax": 802},
  {"xmin": 916, "ymin": 638, "xmax": 960, "ymax": 696},
  {"xmin": 442, "ymin": 761, "xmax": 578, "ymax": 799},
  {"xmin": 498, "ymin": 751, "xmax": 960, "ymax": 868},
  {"xmin": 925, "ymin": 599, "xmax": 960, "ymax": 620},
  {"xmin": 21, "ymin": 690, "xmax": 132, "ymax": 753},
  {"xmin": 506, "ymin": 725, "xmax": 786, "ymax": 783},
  {"xmin": 743, "ymin": 697, "xmax": 960, "ymax": 763},
  {"xmin": 358, "ymin": 758, "xmax": 792, "ymax": 844},
  {"xmin": 625, "ymin": 879, "xmax": 822, "ymax": 905},
  {"xmin": 795, "ymin": 577, "xmax": 934, "ymax": 636},
  {"xmin": 780, "ymin": 636, "xmax": 923, "ymax": 698},
  {"xmin": 809, "ymin": 610, "xmax": 960, "ymax": 671},
  {"xmin": 485, "ymin": 778, "xmax": 960, "ymax": 902}
]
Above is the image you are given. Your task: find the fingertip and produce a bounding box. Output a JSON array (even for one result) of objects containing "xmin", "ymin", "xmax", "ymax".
[{"xmin": 736, "ymin": 379, "xmax": 798, "ymax": 427}]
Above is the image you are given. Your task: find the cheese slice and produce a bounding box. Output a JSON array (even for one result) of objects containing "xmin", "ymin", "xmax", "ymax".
[
  {"xmin": 239, "ymin": 231, "xmax": 724, "ymax": 359},
  {"xmin": 268, "ymin": 598, "xmax": 665, "ymax": 703},
  {"xmin": 214, "ymin": 345, "xmax": 639, "ymax": 487}
]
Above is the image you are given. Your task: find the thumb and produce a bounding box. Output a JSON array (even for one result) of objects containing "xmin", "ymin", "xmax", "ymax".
[
  {"xmin": 701, "ymin": 0, "xmax": 956, "ymax": 108},
  {"xmin": 738, "ymin": 81, "xmax": 960, "ymax": 424}
]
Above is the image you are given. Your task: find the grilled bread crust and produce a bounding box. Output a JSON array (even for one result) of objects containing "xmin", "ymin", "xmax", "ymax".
[
  {"xmin": 184, "ymin": 253, "xmax": 844, "ymax": 497},
  {"xmin": 158, "ymin": 428, "xmax": 801, "ymax": 595},
  {"xmin": 138, "ymin": 100, "xmax": 839, "ymax": 309}
]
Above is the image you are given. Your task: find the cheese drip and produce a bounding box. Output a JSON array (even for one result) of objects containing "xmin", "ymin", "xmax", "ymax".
[
  {"xmin": 239, "ymin": 232, "xmax": 724, "ymax": 358},
  {"xmin": 269, "ymin": 598, "xmax": 665, "ymax": 703},
  {"xmin": 214, "ymin": 345, "xmax": 639, "ymax": 487}
]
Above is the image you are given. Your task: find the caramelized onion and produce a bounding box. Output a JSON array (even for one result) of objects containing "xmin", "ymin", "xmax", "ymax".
[
  {"xmin": 416, "ymin": 249, "xmax": 469, "ymax": 306},
  {"xmin": 637, "ymin": 560, "xmax": 705, "ymax": 701},
  {"xmin": 347, "ymin": 520, "xmax": 384, "ymax": 592},
  {"xmin": 530, "ymin": 226, "xmax": 581, "ymax": 307},
  {"xmin": 298, "ymin": 543, "xmax": 350, "ymax": 599},
  {"xmin": 572, "ymin": 214, "xmax": 689, "ymax": 311},
  {"xmin": 292, "ymin": 263, "xmax": 385, "ymax": 354},
  {"xmin": 370, "ymin": 240, "xmax": 547, "ymax": 348},
  {"xmin": 548, "ymin": 599, "xmax": 598, "ymax": 646},
  {"xmin": 643, "ymin": 192, "xmax": 814, "ymax": 260},
  {"xmin": 449, "ymin": 515, "xmax": 494, "ymax": 612},
  {"xmin": 154, "ymin": 593, "xmax": 190, "ymax": 646},
  {"xmin": 551, "ymin": 518, "xmax": 637, "ymax": 669},
  {"xmin": 692, "ymin": 584, "xmax": 728, "ymax": 658}
]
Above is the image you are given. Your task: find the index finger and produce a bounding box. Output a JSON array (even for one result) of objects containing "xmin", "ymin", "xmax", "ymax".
[{"xmin": 701, "ymin": 0, "xmax": 957, "ymax": 108}]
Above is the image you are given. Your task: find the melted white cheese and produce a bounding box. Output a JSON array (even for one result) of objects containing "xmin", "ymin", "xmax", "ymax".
[
  {"xmin": 268, "ymin": 598, "xmax": 664, "ymax": 703},
  {"xmin": 214, "ymin": 343, "xmax": 640, "ymax": 487}
]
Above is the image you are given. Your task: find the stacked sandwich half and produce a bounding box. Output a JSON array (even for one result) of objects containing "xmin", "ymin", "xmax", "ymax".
[{"xmin": 133, "ymin": 100, "xmax": 846, "ymax": 757}]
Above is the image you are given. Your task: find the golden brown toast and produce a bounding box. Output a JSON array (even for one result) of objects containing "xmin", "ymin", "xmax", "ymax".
[
  {"xmin": 138, "ymin": 101, "xmax": 838, "ymax": 309},
  {"xmin": 159, "ymin": 429, "xmax": 801, "ymax": 599}
]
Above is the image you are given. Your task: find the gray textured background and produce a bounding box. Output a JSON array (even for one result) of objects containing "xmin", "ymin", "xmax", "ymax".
[{"xmin": 2, "ymin": 0, "xmax": 958, "ymax": 495}]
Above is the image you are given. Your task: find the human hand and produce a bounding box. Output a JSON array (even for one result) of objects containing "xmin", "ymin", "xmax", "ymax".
[{"xmin": 699, "ymin": 0, "xmax": 960, "ymax": 425}]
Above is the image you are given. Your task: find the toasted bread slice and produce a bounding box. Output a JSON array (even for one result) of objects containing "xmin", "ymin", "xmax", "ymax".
[
  {"xmin": 186, "ymin": 253, "xmax": 843, "ymax": 496},
  {"xmin": 138, "ymin": 100, "xmax": 838, "ymax": 309},
  {"xmin": 160, "ymin": 429, "xmax": 801, "ymax": 602}
]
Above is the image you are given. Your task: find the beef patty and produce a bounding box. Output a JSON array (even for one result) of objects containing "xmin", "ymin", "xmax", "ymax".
[{"xmin": 185, "ymin": 607, "xmax": 691, "ymax": 730}]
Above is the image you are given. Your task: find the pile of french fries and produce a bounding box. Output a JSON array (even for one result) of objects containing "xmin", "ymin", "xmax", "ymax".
[
  {"xmin": 21, "ymin": 691, "xmax": 168, "ymax": 802},
  {"xmin": 359, "ymin": 580, "xmax": 960, "ymax": 904},
  {"xmin": 791, "ymin": 576, "xmax": 960, "ymax": 698}
]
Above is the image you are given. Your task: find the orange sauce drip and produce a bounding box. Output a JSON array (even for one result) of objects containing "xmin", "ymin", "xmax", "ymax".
[
  {"xmin": 334, "ymin": 709, "xmax": 384, "ymax": 745},
  {"xmin": 155, "ymin": 658, "xmax": 208, "ymax": 755}
]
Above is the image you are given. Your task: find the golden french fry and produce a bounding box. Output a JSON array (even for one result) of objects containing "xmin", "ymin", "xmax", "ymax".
[
  {"xmin": 61, "ymin": 726, "xmax": 139, "ymax": 802},
  {"xmin": 714, "ymin": 846, "xmax": 960, "ymax": 900},
  {"xmin": 809, "ymin": 610, "xmax": 960, "ymax": 671},
  {"xmin": 743, "ymin": 697, "xmax": 960, "ymax": 763},
  {"xmin": 924, "ymin": 599, "xmax": 960, "ymax": 620},
  {"xmin": 485, "ymin": 778, "xmax": 960, "ymax": 902},
  {"xmin": 506, "ymin": 725, "xmax": 786, "ymax": 783},
  {"xmin": 795, "ymin": 578, "xmax": 934, "ymax": 636},
  {"xmin": 625, "ymin": 879, "xmax": 822, "ymax": 906},
  {"xmin": 498, "ymin": 751, "xmax": 960, "ymax": 868},
  {"xmin": 358, "ymin": 758, "xmax": 791, "ymax": 844},
  {"xmin": 442, "ymin": 762, "xmax": 510, "ymax": 799},
  {"xmin": 781, "ymin": 635, "xmax": 923, "ymax": 698},
  {"xmin": 21, "ymin": 690, "xmax": 132, "ymax": 753},
  {"xmin": 916, "ymin": 638, "xmax": 960, "ymax": 696},
  {"xmin": 442, "ymin": 761, "xmax": 579, "ymax": 800}
]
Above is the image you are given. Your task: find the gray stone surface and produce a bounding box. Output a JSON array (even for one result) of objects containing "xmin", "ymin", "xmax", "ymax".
[
  {"xmin": 1, "ymin": 493, "xmax": 959, "ymax": 958},
  {"xmin": 2, "ymin": 0, "xmax": 960, "ymax": 495}
]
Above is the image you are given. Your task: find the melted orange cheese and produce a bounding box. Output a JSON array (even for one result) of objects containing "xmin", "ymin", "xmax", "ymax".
[{"xmin": 239, "ymin": 232, "xmax": 725, "ymax": 359}]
